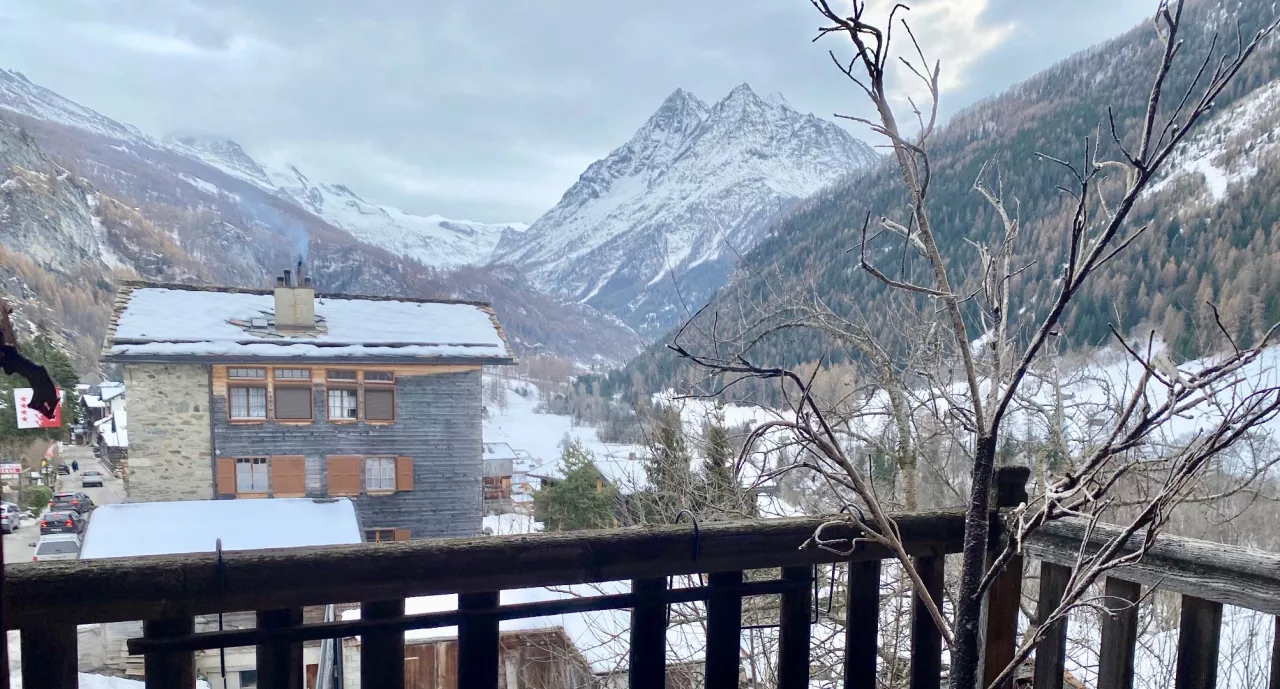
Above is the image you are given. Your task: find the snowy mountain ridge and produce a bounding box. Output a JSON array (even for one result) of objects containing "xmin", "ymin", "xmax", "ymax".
[
  {"xmin": 0, "ymin": 69, "xmax": 523, "ymax": 269},
  {"xmin": 491, "ymin": 83, "xmax": 880, "ymax": 336}
]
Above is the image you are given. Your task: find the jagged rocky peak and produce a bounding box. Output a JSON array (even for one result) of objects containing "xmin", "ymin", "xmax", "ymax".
[{"xmin": 492, "ymin": 83, "xmax": 879, "ymax": 337}]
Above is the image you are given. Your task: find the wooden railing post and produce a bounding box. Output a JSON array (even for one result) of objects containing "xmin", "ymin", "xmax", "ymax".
[
  {"xmin": 361, "ymin": 599, "xmax": 405, "ymax": 689},
  {"xmin": 909, "ymin": 556, "xmax": 945, "ymax": 689},
  {"xmin": 142, "ymin": 617, "xmax": 196, "ymax": 689},
  {"xmin": 1097, "ymin": 578, "xmax": 1141, "ymax": 689},
  {"xmin": 629, "ymin": 578, "xmax": 667, "ymax": 689},
  {"xmin": 1032, "ymin": 562, "xmax": 1071, "ymax": 689},
  {"xmin": 1174, "ymin": 595, "xmax": 1222, "ymax": 689},
  {"xmin": 1270, "ymin": 615, "xmax": 1280, "ymax": 689},
  {"xmin": 21, "ymin": 620, "xmax": 77, "ymax": 689},
  {"xmin": 705, "ymin": 571, "xmax": 744, "ymax": 689},
  {"xmin": 458, "ymin": 592, "xmax": 501, "ymax": 689},
  {"xmin": 777, "ymin": 566, "xmax": 813, "ymax": 689},
  {"xmin": 844, "ymin": 560, "xmax": 882, "ymax": 689},
  {"xmin": 257, "ymin": 608, "xmax": 304, "ymax": 689},
  {"xmin": 984, "ymin": 466, "xmax": 1029, "ymax": 689}
]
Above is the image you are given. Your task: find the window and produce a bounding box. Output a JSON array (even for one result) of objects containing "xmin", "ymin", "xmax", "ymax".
[
  {"xmin": 365, "ymin": 528, "xmax": 409, "ymax": 542},
  {"xmin": 365, "ymin": 457, "xmax": 397, "ymax": 491},
  {"xmin": 364, "ymin": 388, "xmax": 395, "ymax": 421},
  {"xmin": 235, "ymin": 457, "xmax": 269, "ymax": 493},
  {"xmin": 274, "ymin": 368, "xmax": 311, "ymax": 380},
  {"xmin": 239, "ymin": 670, "xmax": 258, "ymax": 689},
  {"xmin": 364, "ymin": 371, "xmax": 394, "ymax": 383},
  {"xmin": 327, "ymin": 369, "xmax": 357, "ymax": 381},
  {"xmin": 229, "ymin": 386, "xmax": 267, "ymax": 419},
  {"xmin": 227, "ymin": 367, "xmax": 266, "ymax": 379},
  {"xmin": 274, "ymin": 386, "xmax": 313, "ymax": 420},
  {"xmin": 327, "ymin": 389, "xmax": 358, "ymax": 420}
]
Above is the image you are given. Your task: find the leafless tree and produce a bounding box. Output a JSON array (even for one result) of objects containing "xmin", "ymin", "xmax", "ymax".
[{"xmin": 667, "ymin": 1, "xmax": 1280, "ymax": 686}]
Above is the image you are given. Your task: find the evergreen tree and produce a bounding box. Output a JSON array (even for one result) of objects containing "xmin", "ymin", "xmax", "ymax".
[
  {"xmin": 639, "ymin": 404, "xmax": 695, "ymax": 523},
  {"xmin": 532, "ymin": 438, "xmax": 617, "ymax": 531},
  {"xmin": 699, "ymin": 407, "xmax": 738, "ymax": 513}
]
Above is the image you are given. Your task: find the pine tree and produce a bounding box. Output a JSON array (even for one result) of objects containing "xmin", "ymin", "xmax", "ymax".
[
  {"xmin": 640, "ymin": 404, "xmax": 695, "ymax": 523},
  {"xmin": 532, "ymin": 438, "xmax": 617, "ymax": 531}
]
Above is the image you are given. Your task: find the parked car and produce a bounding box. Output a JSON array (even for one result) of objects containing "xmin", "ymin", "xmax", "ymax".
[
  {"xmin": 40, "ymin": 511, "xmax": 85, "ymax": 535},
  {"xmin": 30, "ymin": 533, "xmax": 81, "ymax": 562},
  {"xmin": 50, "ymin": 491, "xmax": 94, "ymax": 514},
  {"xmin": 81, "ymin": 470, "xmax": 104, "ymax": 488},
  {"xmin": 56, "ymin": 463, "xmax": 71, "ymax": 475},
  {"xmin": 0, "ymin": 502, "xmax": 21, "ymax": 534}
]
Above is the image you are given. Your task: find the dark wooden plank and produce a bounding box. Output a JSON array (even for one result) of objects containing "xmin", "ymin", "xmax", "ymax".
[
  {"xmin": 6, "ymin": 511, "xmax": 975, "ymax": 627},
  {"xmin": 130, "ymin": 579, "xmax": 799, "ymax": 654},
  {"xmin": 257, "ymin": 608, "xmax": 304, "ymax": 689},
  {"xmin": 1174, "ymin": 595, "xmax": 1222, "ymax": 689},
  {"xmin": 705, "ymin": 570, "xmax": 743, "ymax": 689},
  {"xmin": 844, "ymin": 560, "xmax": 881, "ymax": 689},
  {"xmin": 1025, "ymin": 518, "xmax": 1280, "ymax": 615},
  {"xmin": 909, "ymin": 556, "xmax": 944, "ymax": 689},
  {"xmin": 458, "ymin": 591, "xmax": 500, "ymax": 689},
  {"xmin": 142, "ymin": 617, "xmax": 196, "ymax": 689},
  {"xmin": 1097, "ymin": 578, "xmax": 1141, "ymax": 689},
  {"xmin": 983, "ymin": 553, "xmax": 1024, "ymax": 689},
  {"xmin": 361, "ymin": 599, "xmax": 405, "ymax": 689},
  {"xmin": 1032, "ymin": 562, "xmax": 1071, "ymax": 689},
  {"xmin": 1270, "ymin": 615, "xmax": 1280, "ymax": 689},
  {"xmin": 21, "ymin": 620, "xmax": 77, "ymax": 689},
  {"xmin": 778, "ymin": 566, "xmax": 813, "ymax": 689},
  {"xmin": 629, "ymin": 578, "xmax": 667, "ymax": 689}
]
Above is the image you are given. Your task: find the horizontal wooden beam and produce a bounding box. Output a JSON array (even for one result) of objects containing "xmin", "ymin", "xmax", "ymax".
[
  {"xmin": 7, "ymin": 511, "xmax": 970, "ymax": 628},
  {"xmin": 1024, "ymin": 518, "xmax": 1280, "ymax": 615}
]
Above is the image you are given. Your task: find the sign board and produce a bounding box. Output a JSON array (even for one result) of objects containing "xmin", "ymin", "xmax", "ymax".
[
  {"xmin": 0, "ymin": 463, "xmax": 21, "ymax": 477},
  {"xmin": 13, "ymin": 388, "xmax": 62, "ymax": 429}
]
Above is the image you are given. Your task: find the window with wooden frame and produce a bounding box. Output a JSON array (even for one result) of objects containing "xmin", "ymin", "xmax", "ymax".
[
  {"xmin": 325, "ymin": 370, "xmax": 359, "ymax": 421},
  {"xmin": 227, "ymin": 367, "xmax": 266, "ymax": 379},
  {"xmin": 365, "ymin": 528, "xmax": 410, "ymax": 542},
  {"xmin": 363, "ymin": 371, "xmax": 395, "ymax": 422},
  {"xmin": 364, "ymin": 457, "xmax": 397, "ymax": 491},
  {"xmin": 228, "ymin": 385, "xmax": 267, "ymax": 420},
  {"xmin": 236, "ymin": 457, "xmax": 269, "ymax": 493},
  {"xmin": 273, "ymin": 368, "xmax": 313, "ymax": 421}
]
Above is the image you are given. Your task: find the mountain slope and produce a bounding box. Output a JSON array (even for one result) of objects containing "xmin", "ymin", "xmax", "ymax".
[
  {"xmin": 492, "ymin": 84, "xmax": 879, "ymax": 336},
  {"xmin": 619, "ymin": 0, "xmax": 1280, "ymax": 396},
  {"xmin": 0, "ymin": 69, "xmax": 639, "ymax": 364}
]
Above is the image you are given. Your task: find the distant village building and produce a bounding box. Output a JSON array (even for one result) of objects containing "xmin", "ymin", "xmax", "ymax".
[
  {"xmin": 481, "ymin": 442, "xmax": 519, "ymax": 514},
  {"xmin": 102, "ymin": 264, "xmax": 514, "ymax": 540},
  {"xmin": 78, "ymin": 381, "xmax": 127, "ymax": 468}
]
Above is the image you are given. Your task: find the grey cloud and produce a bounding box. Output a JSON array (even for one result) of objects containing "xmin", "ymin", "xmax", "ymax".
[{"xmin": 0, "ymin": 0, "xmax": 1157, "ymax": 223}]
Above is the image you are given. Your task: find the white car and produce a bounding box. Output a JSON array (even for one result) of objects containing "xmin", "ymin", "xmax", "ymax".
[
  {"xmin": 0, "ymin": 502, "xmax": 21, "ymax": 534},
  {"xmin": 31, "ymin": 533, "xmax": 81, "ymax": 562}
]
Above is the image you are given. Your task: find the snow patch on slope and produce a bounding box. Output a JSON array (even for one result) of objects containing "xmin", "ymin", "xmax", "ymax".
[{"xmin": 1149, "ymin": 78, "xmax": 1280, "ymax": 201}]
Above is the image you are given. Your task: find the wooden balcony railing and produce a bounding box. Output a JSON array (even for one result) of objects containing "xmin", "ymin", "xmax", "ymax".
[{"xmin": 4, "ymin": 465, "xmax": 1279, "ymax": 689}]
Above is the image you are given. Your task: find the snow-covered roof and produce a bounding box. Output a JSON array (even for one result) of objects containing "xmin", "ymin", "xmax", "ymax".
[
  {"xmin": 82, "ymin": 395, "xmax": 105, "ymax": 408},
  {"xmin": 98, "ymin": 383, "xmax": 125, "ymax": 401},
  {"xmin": 94, "ymin": 409, "xmax": 127, "ymax": 447},
  {"xmin": 79, "ymin": 497, "xmax": 362, "ymax": 559},
  {"xmin": 103, "ymin": 282, "xmax": 512, "ymax": 363},
  {"xmin": 482, "ymin": 442, "xmax": 520, "ymax": 462}
]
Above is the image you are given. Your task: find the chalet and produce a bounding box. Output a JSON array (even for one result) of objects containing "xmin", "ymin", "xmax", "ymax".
[{"xmin": 101, "ymin": 265, "xmax": 514, "ymax": 541}]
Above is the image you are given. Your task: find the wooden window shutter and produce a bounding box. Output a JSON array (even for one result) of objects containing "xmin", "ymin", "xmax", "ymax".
[
  {"xmin": 274, "ymin": 387, "xmax": 312, "ymax": 420},
  {"xmin": 395, "ymin": 456, "xmax": 414, "ymax": 491},
  {"xmin": 326, "ymin": 456, "xmax": 361, "ymax": 496},
  {"xmin": 393, "ymin": 529, "xmax": 411, "ymax": 542},
  {"xmin": 365, "ymin": 388, "xmax": 395, "ymax": 421},
  {"xmin": 272, "ymin": 456, "xmax": 306, "ymax": 497},
  {"xmin": 215, "ymin": 458, "xmax": 236, "ymax": 496}
]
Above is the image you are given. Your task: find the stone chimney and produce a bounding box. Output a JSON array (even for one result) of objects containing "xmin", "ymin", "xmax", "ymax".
[{"xmin": 274, "ymin": 260, "xmax": 315, "ymax": 331}]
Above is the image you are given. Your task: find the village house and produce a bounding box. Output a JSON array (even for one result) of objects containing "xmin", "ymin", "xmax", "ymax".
[{"xmin": 101, "ymin": 264, "xmax": 514, "ymax": 540}]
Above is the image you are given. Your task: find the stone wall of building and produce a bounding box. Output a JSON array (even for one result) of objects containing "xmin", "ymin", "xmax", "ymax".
[{"xmin": 122, "ymin": 364, "xmax": 213, "ymax": 501}]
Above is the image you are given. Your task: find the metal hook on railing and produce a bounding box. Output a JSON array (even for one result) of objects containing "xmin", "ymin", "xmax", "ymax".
[
  {"xmin": 216, "ymin": 537, "xmax": 227, "ymax": 683},
  {"xmin": 667, "ymin": 510, "xmax": 703, "ymax": 628}
]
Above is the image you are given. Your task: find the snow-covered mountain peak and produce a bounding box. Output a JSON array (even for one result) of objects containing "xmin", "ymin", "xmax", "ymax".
[
  {"xmin": 492, "ymin": 83, "xmax": 880, "ymax": 337},
  {"xmin": 0, "ymin": 68, "xmax": 149, "ymax": 144},
  {"xmin": 164, "ymin": 132, "xmax": 273, "ymax": 187},
  {"xmin": 765, "ymin": 91, "xmax": 791, "ymax": 109}
]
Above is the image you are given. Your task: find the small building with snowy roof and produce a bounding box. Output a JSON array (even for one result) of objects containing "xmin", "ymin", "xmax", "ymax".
[{"xmin": 102, "ymin": 264, "xmax": 514, "ymax": 541}]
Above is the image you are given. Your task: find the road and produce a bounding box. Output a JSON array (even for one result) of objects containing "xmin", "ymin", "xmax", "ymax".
[{"xmin": 3, "ymin": 444, "xmax": 126, "ymax": 564}]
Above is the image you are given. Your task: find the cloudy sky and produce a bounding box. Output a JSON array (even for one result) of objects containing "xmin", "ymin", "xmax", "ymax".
[{"xmin": 0, "ymin": 0, "xmax": 1154, "ymax": 224}]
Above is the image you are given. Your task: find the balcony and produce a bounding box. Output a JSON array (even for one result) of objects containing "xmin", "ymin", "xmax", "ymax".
[{"xmin": 5, "ymin": 466, "xmax": 1280, "ymax": 688}]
